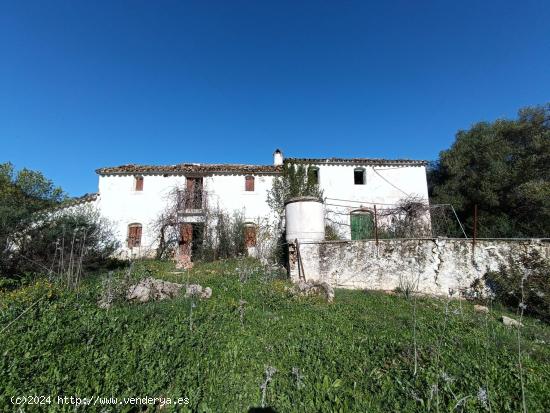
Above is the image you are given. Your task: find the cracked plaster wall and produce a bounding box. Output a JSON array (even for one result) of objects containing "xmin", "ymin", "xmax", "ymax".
[{"xmin": 289, "ymin": 239, "xmax": 550, "ymax": 295}]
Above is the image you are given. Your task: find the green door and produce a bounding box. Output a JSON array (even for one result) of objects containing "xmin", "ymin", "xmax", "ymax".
[{"xmin": 350, "ymin": 213, "xmax": 374, "ymax": 240}]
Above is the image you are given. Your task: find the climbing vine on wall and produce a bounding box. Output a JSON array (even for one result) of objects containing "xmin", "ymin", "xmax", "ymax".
[{"xmin": 266, "ymin": 162, "xmax": 323, "ymax": 217}]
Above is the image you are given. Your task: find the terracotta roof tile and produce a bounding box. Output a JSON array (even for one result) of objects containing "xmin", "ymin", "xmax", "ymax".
[
  {"xmin": 96, "ymin": 163, "xmax": 282, "ymax": 175},
  {"xmin": 96, "ymin": 157, "xmax": 427, "ymax": 176},
  {"xmin": 53, "ymin": 193, "xmax": 99, "ymax": 211},
  {"xmin": 285, "ymin": 158, "xmax": 428, "ymax": 166}
]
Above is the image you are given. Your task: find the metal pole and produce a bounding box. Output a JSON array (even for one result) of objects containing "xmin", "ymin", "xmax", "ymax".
[
  {"xmin": 295, "ymin": 238, "xmax": 301, "ymax": 280},
  {"xmin": 473, "ymin": 204, "xmax": 478, "ymax": 251},
  {"xmin": 449, "ymin": 204, "xmax": 468, "ymax": 238},
  {"xmin": 374, "ymin": 205, "xmax": 379, "ymax": 246},
  {"xmin": 295, "ymin": 238, "xmax": 306, "ymax": 281}
]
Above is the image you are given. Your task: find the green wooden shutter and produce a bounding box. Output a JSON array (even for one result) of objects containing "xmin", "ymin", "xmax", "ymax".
[{"xmin": 351, "ymin": 213, "xmax": 374, "ymax": 240}]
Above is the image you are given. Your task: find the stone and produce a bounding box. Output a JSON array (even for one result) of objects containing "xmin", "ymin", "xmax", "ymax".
[
  {"xmin": 201, "ymin": 287, "xmax": 212, "ymax": 299},
  {"xmin": 184, "ymin": 284, "xmax": 203, "ymax": 298},
  {"xmin": 474, "ymin": 305, "xmax": 489, "ymax": 314},
  {"xmin": 184, "ymin": 284, "xmax": 213, "ymax": 299},
  {"xmin": 501, "ymin": 315, "xmax": 523, "ymax": 328},
  {"xmin": 293, "ymin": 280, "xmax": 334, "ymax": 303},
  {"xmin": 126, "ymin": 277, "xmax": 183, "ymax": 303},
  {"xmin": 97, "ymin": 299, "xmax": 112, "ymax": 309}
]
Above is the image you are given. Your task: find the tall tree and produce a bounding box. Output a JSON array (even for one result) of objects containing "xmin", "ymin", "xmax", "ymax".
[{"xmin": 429, "ymin": 104, "xmax": 550, "ymax": 237}]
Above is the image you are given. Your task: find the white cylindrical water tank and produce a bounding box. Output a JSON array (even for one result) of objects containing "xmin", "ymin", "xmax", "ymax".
[{"xmin": 285, "ymin": 196, "xmax": 325, "ymax": 242}]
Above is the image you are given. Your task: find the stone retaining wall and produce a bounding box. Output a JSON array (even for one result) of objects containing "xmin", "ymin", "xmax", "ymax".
[{"xmin": 289, "ymin": 239, "xmax": 550, "ymax": 295}]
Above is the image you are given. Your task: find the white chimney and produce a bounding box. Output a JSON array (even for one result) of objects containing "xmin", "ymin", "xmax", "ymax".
[{"xmin": 273, "ymin": 149, "xmax": 284, "ymax": 166}]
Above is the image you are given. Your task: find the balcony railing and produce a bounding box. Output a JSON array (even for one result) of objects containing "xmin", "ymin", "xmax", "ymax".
[{"xmin": 177, "ymin": 189, "xmax": 205, "ymax": 213}]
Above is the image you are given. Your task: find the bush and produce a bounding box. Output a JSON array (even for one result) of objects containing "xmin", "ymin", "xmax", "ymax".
[
  {"xmin": 1, "ymin": 162, "xmax": 121, "ymax": 286},
  {"xmin": 484, "ymin": 250, "xmax": 550, "ymax": 322},
  {"xmin": 324, "ymin": 224, "xmax": 343, "ymax": 241},
  {"xmin": 195, "ymin": 210, "xmax": 247, "ymax": 262},
  {"xmin": 2, "ymin": 207, "xmax": 120, "ymax": 287}
]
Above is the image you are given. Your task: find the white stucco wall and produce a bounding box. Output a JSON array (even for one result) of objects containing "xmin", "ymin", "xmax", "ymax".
[
  {"xmin": 96, "ymin": 173, "xmax": 278, "ymax": 257},
  {"xmin": 313, "ymin": 163, "xmax": 430, "ymax": 239}
]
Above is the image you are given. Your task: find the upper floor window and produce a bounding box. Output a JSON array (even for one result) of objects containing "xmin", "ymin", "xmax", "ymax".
[
  {"xmin": 185, "ymin": 177, "xmax": 203, "ymax": 209},
  {"xmin": 128, "ymin": 223, "xmax": 142, "ymax": 248},
  {"xmin": 134, "ymin": 176, "xmax": 144, "ymax": 191},
  {"xmin": 309, "ymin": 167, "xmax": 319, "ymax": 185},
  {"xmin": 354, "ymin": 168, "xmax": 366, "ymax": 185},
  {"xmin": 245, "ymin": 175, "xmax": 255, "ymax": 191}
]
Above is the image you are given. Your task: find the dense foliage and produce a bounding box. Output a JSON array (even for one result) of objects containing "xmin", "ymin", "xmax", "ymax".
[
  {"xmin": 198, "ymin": 210, "xmax": 247, "ymax": 261},
  {"xmin": 429, "ymin": 104, "xmax": 550, "ymax": 238},
  {"xmin": 485, "ymin": 250, "xmax": 550, "ymax": 323},
  {"xmin": 0, "ymin": 163, "xmax": 119, "ymax": 286},
  {"xmin": 1, "ymin": 259, "xmax": 549, "ymax": 412},
  {"xmin": 1, "ymin": 162, "xmax": 65, "ymax": 278}
]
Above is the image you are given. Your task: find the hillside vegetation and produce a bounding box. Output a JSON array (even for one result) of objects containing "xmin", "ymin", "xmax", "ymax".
[
  {"xmin": 429, "ymin": 103, "xmax": 550, "ymax": 238},
  {"xmin": 1, "ymin": 259, "xmax": 549, "ymax": 412}
]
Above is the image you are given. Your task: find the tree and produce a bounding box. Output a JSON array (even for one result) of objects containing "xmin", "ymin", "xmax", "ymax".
[
  {"xmin": 429, "ymin": 103, "xmax": 550, "ymax": 237},
  {"xmin": 1, "ymin": 163, "xmax": 118, "ymax": 284},
  {"xmin": 1, "ymin": 163, "xmax": 66, "ymax": 276}
]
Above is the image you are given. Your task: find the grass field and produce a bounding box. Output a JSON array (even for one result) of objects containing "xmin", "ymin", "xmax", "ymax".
[{"xmin": 1, "ymin": 259, "xmax": 549, "ymax": 412}]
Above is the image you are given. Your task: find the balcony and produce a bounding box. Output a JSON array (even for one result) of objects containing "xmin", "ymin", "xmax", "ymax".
[{"xmin": 176, "ymin": 189, "xmax": 206, "ymax": 216}]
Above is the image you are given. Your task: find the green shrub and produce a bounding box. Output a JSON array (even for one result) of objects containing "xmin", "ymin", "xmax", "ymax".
[
  {"xmin": 324, "ymin": 224, "xmax": 343, "ymax": 241},
  {"xmin": 195, "ymin": 210, "xmax": 247, "ymax": 262},
  {"xmin": 485, "ymin": 250, "xmax": 550, "ymax": 322}
]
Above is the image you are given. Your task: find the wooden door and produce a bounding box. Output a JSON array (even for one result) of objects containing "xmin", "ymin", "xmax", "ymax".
[{"xmin": 350, "ymin": 213, "xmax": 374, "ymax": 240}]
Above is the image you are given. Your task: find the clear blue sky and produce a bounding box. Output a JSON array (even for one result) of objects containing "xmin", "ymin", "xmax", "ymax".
[{"xmin": 1, "ymin": 1, "xmax": 549, "ymax": 196}]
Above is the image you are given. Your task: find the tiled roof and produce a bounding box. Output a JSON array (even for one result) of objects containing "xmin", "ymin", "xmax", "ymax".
[
  {"xmin": 96, "ymin": 157, "xmax": 427, "ymax": 176},
  {"xmin": 285, "ymin": 158, "xmax": 428, "ymax": 166},
  {"xmin": 96, "ymin": 163, "xmax": 282, "ymax": 175},
  {"xmin": 54, "ymin": 193, "xmax": 99, "ymax": 210}
]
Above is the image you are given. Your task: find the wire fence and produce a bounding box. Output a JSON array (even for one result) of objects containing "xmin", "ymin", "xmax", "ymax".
[
  {"xmin": 324, "ymin": 196, "xmax": 469, "ymax": 240},
  {"xmin": 324, "ymin": 199, "xmax": 550, "ymax": 243}
]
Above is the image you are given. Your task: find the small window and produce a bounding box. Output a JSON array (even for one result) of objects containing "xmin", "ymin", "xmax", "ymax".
[
  {"xmin": 245, "ymin": 175, "xmax": 255, "ymax": 191},
  {"xmin": 128, "ymin": 223, "xmax": 142, "ymax": 248},
  {"xmin": 244, "ymin": 224, "xmax": 257, "ymax": 247},
  {"xmin": 354, "ymin": 168, "xmax": 365, "ymax": 185},
  {"xmin": 309, "ymin": 167, "xmax": 319, "ymax": 185},
  {"xmin": 135, "ymin": 176, "xmax": 144, "ymax": 191}
]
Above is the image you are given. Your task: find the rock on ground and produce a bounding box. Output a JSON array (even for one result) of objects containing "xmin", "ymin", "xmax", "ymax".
[
  {"xmin": 126, "ymin": 278, "xmax": 213, "ymax": 303},
  {"xmin": 184, "ymin": 284, "xmax": 212, "ymax": 299},
  {"xmin": 292, "ymin": 280, "xmax": 335, "ymax": 303},
  {"xmin": 501, "ymin": 315, "xmax": 523, "ymax": 328},
  {"xmin": 126, "ymin": 277, "xmax": 183, "ymax": 303},
  {"xmin": 97, "ymin": 299, "xmax": 112, "ymax": 309},
  {"xmin": 474, "ymin": 305, "xmax": 489, "ymax": 314}
]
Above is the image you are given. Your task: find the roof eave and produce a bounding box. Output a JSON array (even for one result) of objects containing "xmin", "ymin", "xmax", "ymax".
[{"xmin": 284, "ymin": 158, "xmax": 428, "ymax": 167}]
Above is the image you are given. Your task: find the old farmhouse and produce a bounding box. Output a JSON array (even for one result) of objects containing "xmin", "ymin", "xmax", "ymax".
[{"xmin": 83, "ymin": 150, "xmax": 429, "ymax": 263}]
